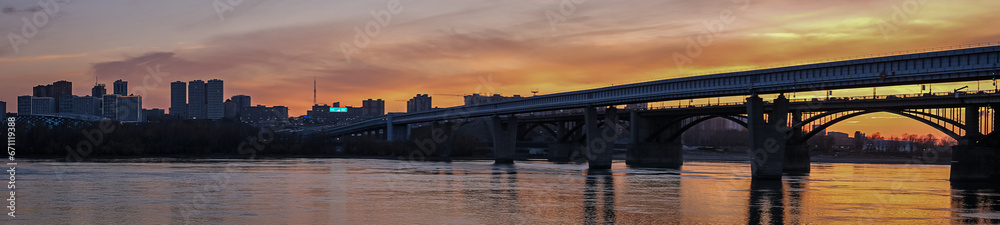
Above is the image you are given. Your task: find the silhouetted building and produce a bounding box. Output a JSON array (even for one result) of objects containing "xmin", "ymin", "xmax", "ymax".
[
  {"xmin": 72, "ymin": 96, "xmax": 102, "ymax": 116},
  {"xmin": 32, "ymin": 85, "xmax": 49, "ymax": 98},
  {"xmin": 362, "ymin": 99, "xmax": 385, "ymax": 118},
  {"xmin": 854, "ymin": 131, "xmax": 867, "ymax": 150},
  {"xmin": 464, "ymin": 94, "xmax": 523, "ymax": 106},
  {"xmin": 206, "ymin": 79, "xmax": 224, "ymax": 120},
  {"xmin": 187, "ymin": 80, "xmax": 206, "ymax": 119},
  {"xmin": 307, "ymin": 103, "xmax": 364, "ymax": 124},
  {"xmin": 14, "ymin": 96, "xmax": 54, "ymax": 115},
  {"xmin": 31, "ymin": 80, "xmax": 72, "ymax": 113},
  {"xmin": 30, "ymin": 97, "xmax": 55, "ymax": 115},
  {"xmin": 828, "ymin": 131, "xmax": 852, "ymax": 147},
  {"xmin": 91, "ymin": 84, "xmax": 106, "ymax": 98},
  {"xmin": 407, "ymin": 94, "xmax": 432, "ymax": 113},
  {"xmin": 144, "ymin": 108, "xmax": 165, "ymax": 121},
  {"xmin": 17, "ymin": 96, "xmax": 32, "ymax": 115},
  {"xmin": 116, "ymin": 95, "xmax": 143, "ymax": 122},
  {"xmin": 170, "ymin": 81, "xmax": 187, "ymax": 118},
  {"xmin": 224, "ymin": 95, "xmax": 250, "ymax": 119},
  {"xmin": 58, "ymin": 95, "xmax": 74, "ymax": 113},
  {"xmin": 51, "ymin": 80, "xmax": 71, "ymax": 97},
  {"xmin": 231, "ymin": 95, "xmax": 251, "ymax": 108},
  {"xmin": 241, "ymin": 105, "xmax": 288, "ymax": 124},
  {"xmin": 0, "ymin": 101, "xmax": 5, "ymax": 122},
  {"xmin": 865, "ymin": 139, "xmax": 914, "ymax": 152},
  {"xmin": 113, "ymin": 79, "xmax": 128, "ymax": 96}
]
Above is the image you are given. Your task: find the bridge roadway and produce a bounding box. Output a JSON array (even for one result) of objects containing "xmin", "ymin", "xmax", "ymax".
[
  {"xmin": 320, "ymin": 45, "xmax": 1000, "ymax": 182},
  {"xmin": 324, "ymin": 45, "xmax": 1000, "ymax": 136}
]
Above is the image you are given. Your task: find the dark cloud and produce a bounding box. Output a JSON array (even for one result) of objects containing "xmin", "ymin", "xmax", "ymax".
[{"xmin": 1, "ymin": 5, "xmax": 42, "ymax": 15}]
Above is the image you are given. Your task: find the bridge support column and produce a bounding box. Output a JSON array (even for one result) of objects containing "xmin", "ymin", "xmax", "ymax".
[
  {"xmin": 547, "ymin": 122, "xmax": 574, "ymax": 163},
  {"xmin": 785, "ymin": 110, "xmax": 810, "ymax": 173},
  {"xmin": 627, "ymin": 111, "xmax": 682, "ymax": 168},
  {"xmin": 950, "ymin": 145, "xmax": 1000, "ymax": 182},
  {"xmin": 433, "ymin": 121, "xmax": 453, "ymax": 162},
  {"xmin": 387, "ymin": 115, "xmax": 408, "ymax": 142},
  {"xmin": 950, "ymin": 106, "xmax": 999, "ymax": 182},
  {"xmin": 490, "ymin": 116, "xmax": 518, "ymax": 164},
  {"xmin": 747, "ymin": 93, "xmax": 788, "ymax": 180},
  {"xmin": 586, "ymin": 106, "xmax": 617, "ymax": 170}
]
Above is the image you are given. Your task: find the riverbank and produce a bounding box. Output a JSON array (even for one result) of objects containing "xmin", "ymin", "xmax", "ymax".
[
  {"xmin": 680, "ymin": 149, "xmax": 950, "ymax": 165},
  {"xmin": 21, "ymin": 149, "xmax": 951, "ymax": 166}
]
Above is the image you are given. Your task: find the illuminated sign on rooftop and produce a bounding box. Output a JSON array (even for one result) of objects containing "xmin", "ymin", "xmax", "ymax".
[{"xmin": 330, "ymin": 107, "xmax": 347, "ymax": 112}]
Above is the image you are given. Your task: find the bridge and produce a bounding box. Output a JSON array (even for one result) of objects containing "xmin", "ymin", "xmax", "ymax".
[{"xmin": 320, "ymin": 45, "xmax": 1000, "ymax": 182}]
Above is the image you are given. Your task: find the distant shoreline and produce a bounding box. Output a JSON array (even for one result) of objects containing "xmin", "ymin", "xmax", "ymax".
[{"xmin": 20, "ymin": 149, "xmax": 951, "ymax": 165}]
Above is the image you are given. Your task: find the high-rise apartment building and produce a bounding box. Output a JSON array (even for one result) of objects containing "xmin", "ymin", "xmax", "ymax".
[
  {"xmin": 113, "ymin": 79, "xmax": 128, "ymax": 96},
  {"xmin": 16, "ymin": 96, "xmax": 32, "ymax": 115},
  {"xmin": 72, "ymin": 96, "xmax": 102, "ymax": 117},
  {"xmin": 92, "ymin": 84, "xmax": 107, "ymax": 98},
  {"xmin": 30, "ymin": 97, "xmax": 55, "ymax": 115},
  {"xmin": 170, "ymin": 81, "xmax": 187, "ymax": 118},
  {"xmin": 206, "ymin": 79, "xmax": 224, "ymax": 120},
  {"xmin": 362, "ymin": 99, "xmax": 385, "ymax": 118},
  {"xmin": 187, "ymin": 80, "xmax": 206, "ymax": 119},
  {"xmin": 406, "ymin": 94, "xmax": 432, "ymax": 113}
]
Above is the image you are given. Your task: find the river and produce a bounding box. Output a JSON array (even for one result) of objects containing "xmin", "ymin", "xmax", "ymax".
[{"xmin": 5, "ymin": 159, "xmax": 999, "ymax": 224}]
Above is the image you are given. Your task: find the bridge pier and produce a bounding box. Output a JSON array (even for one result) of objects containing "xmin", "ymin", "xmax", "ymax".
[
  {"xmin": 386, "ymin": 115, "xmax": 408, "ymax": 142},
  {"xmin": 950, "ymin": 145, "xmax": 1000, "ymax": 182},
  {"xmin": 627, "ymin": 111, "xmax": 682, "ymax": 168},
  {"xmin": 747, "ymin": 93, "xmax": 789, "ymax": 180},
  {"xmin": 547, "ymin": 122, "xmax": 574, "ymax": 163},
  {"xmin": 585, "ymin": 106, "xmax": 617, "ymax": 170},
  {"xmin": 433, "ymin": 121, "xmax": 453, "ymax": 162},
  {"xmin": 784, "ymin": 110, "xmax": 810, "ymax": 174},
  {"xmin": 547, "ymin": 143, "xmax": 576, "ymax": 163},
  {"xmin": 490, "ymin": 116, "xmax": 518, "ymax": 164},
  {"xmin": 950, "ymin": 106, "xmax": 999, "ymax": 182}
]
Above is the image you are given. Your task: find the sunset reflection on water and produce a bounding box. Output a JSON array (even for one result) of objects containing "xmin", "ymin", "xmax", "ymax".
[{"xmin": 13, "ymin": 159, "xmax": 999, "ymax": 224}]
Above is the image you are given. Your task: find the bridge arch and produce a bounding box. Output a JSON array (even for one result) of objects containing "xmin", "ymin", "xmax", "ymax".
[
  {"xmin": 648, "ymin": 115, "xmax": 749, "ymax": 142},
  {"xmin": 518, "ymin": 122, "xmax": 559, "ymax": 141},
  {"xmin": 801, "ymin": 110, "xmax": 963, "ymax": 141}
]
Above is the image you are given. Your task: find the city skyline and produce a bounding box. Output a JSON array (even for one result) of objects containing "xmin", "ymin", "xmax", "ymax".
[{"xmin": 3, "ymin": 0, "xmax": 1000, "ymax": 138}]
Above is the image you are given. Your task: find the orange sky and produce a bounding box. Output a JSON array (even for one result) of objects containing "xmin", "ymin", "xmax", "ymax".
[{"xmin": 1, "ymin": 0, "xmax": 999, "ymax": 139}]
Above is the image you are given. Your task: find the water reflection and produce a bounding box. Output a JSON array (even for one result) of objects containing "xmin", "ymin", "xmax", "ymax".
[
  {"xmin": 747, "ymin": 179, "xmax": 784, "ymax": 225},
  {"xmin": 16, "ymin": 160, "xmax": 1000, "ymax": 224},
  {"xmin": 784, "ymin": 177, "xmax": 805, "ymax": 224},
  {"xmin": 490, "ymin": 164, "xmax": 519, "ymax": 207},
  {"xmin": 584, "ymin": 170, "xmax": 615, "ymax": 225},
  {"xmin": 952, "ymin": 182, "xmax": 1000, "ymax": 224}
]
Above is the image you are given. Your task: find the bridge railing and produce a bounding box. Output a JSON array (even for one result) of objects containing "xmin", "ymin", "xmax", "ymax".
[
  {"xmin": 544, "ymin": 41, "xmax": 1000, "ymax": 94},
  {"xmin": 642, "ymin": 90, "xmax": 1000, "ymax": 110}
]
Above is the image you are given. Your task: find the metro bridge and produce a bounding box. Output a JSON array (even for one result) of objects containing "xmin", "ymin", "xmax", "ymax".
[{"xmin": 320, "ymin": 45, "xmax": 1000, "ymax": 181}]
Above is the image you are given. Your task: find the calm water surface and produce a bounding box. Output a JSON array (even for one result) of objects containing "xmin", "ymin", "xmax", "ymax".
[{"xmin": 6, "ymin": 159, "xmax": 1000, "ymax": 224}]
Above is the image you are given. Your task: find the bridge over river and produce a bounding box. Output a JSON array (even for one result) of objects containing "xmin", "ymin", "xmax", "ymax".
[{"xmin": 318, "ymin": 45, "xmax": 1000, "ymax": 182}]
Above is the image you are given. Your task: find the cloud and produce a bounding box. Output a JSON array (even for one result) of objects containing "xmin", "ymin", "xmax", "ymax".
[{"xmin": 6, "ymin": 0, "xmax": 1000, "ymax": 128}]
